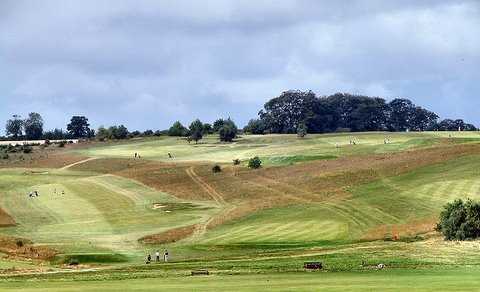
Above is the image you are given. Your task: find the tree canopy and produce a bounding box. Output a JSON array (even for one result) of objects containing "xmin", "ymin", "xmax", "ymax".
[
  {"xmin": 67, "ymin": 116, "xmax": 91, "ymax": 138},
  {"xmin": 24, "ymin": 112, "xmax": 44, "ymax": 140},
  {"xmin": 255, "ymin": 91, "xmax": 472, "ymax": 134},
  {"xmin": 436, "ymin": 199, "xmax": 480, "ymax": 240}
]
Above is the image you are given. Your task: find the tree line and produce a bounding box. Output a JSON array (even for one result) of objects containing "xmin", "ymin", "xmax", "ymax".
[{"xmin": 244, "ymin": 91, "xmax": 477, "ymax": 134}]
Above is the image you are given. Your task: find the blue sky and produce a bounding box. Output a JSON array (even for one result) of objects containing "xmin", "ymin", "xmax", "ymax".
[{"xmin": 0, "ymin": 0, "xmax": 479, "ymax": 131}]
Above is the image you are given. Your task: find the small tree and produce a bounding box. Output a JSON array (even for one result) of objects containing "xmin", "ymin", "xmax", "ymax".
[
  {"xmin": 212, "ymin": 165, "xmax": 222, "ymax": 173},
  {"xmin": 219, "ymin": 118, "xmax": 238, "ymax": 142},
  {"xmin": 96, "ymin": 126, "xmax": 109, "ymax": 141},
  {"xmin": 24, "ymin": 112, "xmax": 44, "ymax": 140},
  {"xmin": 168, "ymin": 121, "xmax": 187, "ymax": 136},
  {"xmin": 297, "ymin": 122, "xmax": 307, "ymax": 138},
  {"xmin": 203, "ymin": 123, "xmax": 213, "ymax": 134},
  {"xmin": 436, "ymin": 198, "xmax": 480, "ymax": 240},
  {"xmin": 189, "ymin": 119, "xmax": 204, "ymax": 144},
  {"xmin": 248, "ymin": 156, "xmax": 262, "ymax": 169},
  {"xmin": 213, "ymin": 119, "xmax": 225, "ymax": 132},
  {"xmin": 5, "ymin": 115, "xmax": 24, "ymax": 139}
]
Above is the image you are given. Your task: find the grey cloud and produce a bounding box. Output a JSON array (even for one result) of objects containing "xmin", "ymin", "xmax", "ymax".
[{"xmin": 0, "ymin": 0, "xmax": 479, "ymax": 131}]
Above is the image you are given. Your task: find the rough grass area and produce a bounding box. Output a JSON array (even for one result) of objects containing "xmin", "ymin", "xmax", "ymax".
[{"xmin": 71, "ymin": 132, "xmax": 480, "ymax": 165}]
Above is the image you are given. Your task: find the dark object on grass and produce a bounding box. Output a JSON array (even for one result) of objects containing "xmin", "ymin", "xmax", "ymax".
[
  {"xmin": 233, "ymin": 159, "xmax": 241, "ymax": 165},
  {"xmin": 248, "ymin": 156, "xmax": 262, "ymax": 169},
  {"xmin": 304, "ymin": 262, "xmax": 322, "ymax": 270},
  {"xmin": 191, "ymin": 269, "xmax": 209, "ymax": 276},
  {"xmin": 212, "ymin": 165, "xmax": 222, "ymax": 173},
  {"xmin": 69, "ymin": 259, "xmax": 79, "ymax": 266}
]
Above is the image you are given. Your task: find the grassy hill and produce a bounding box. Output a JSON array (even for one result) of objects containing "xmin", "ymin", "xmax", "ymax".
[{"xmin": 1, "ymin": 131, "xmax": 480, "ymax": 290}]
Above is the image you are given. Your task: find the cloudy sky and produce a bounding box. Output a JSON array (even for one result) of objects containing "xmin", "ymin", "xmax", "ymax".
[{"xmin": 1, "ymin": 0, "xmax": 479, "ymax": 131}]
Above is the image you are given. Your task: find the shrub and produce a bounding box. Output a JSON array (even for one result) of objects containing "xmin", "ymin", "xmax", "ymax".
[
  {"xmin": 436, "ymin": 198, "xmax": 480, "ymax": 240},
  {"xmin": 248, "ymin": 156, "xmax": 262, "ymax": 169},
  {"xmin": 58, "ymin": 141, "xmax": 66, "ymax": 148},
  {"xmin": 233, "ymin": 159, "xmax": 241, "ymax": 165},
  {"xmin": 1, "ymin": 153, "xmax": 8, "ymax": 160},
  {"xmin": 22, "ymin": 145, "xmax": 32, "ymax": 153},
  {"xmin": 15, "ymin": 240, "xmax": 24, "ymax": 248},
  {"xmin": 212, "ymin": 165, "xmax": 222, "ymax": 173}
]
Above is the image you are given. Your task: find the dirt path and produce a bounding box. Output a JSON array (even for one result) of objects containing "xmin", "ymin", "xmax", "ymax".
[
  {"xmin": 60, "ymin": 157, "xmax": 98, "ymax": 170},
  {"xmin": 185, "ymin": 166, "xmax": 226, "ymax": 205},
  {"xmin": 184, "ymin": 166, "xmax": 234, "ymax": 240}
]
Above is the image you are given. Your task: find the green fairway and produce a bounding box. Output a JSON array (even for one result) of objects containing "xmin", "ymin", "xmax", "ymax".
[
  {"xmin": 1, "ymin": 268, "xmax": 480, "ymax": 291},
  {"xmin": 71, "ymin": 132, "xmax": 480, "ymax": 165},
  {"xmin": 201, "ymin": 154, "xmax": 480, "ymax": 245},
  {"xmin": 0, "ymin": 168, "xmax": 218, "ymax": 258}
]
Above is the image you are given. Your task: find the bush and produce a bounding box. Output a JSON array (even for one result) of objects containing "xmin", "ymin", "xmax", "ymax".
[
  {"xmin": 248, "ymin": 156, "xmax": 262, "ymax": 169},
  {"xmin": 1, "ymin": 153, "xmax": 8, "ymax": 160},
  {"xmin": 15, "ymin": 240, "xmax": 24, "ymax": 248},
  {"xmin": 212, "ymin": 165, "xmax": 222, "ymax": 173},
  {"xmin": 58, "ymin": 141, "xmax": 66, "ymax": 148},
  {"xmin": 233, "ymin": 159, "xmax": 241, "ymax": 165},
  {"xmin": 436, "ymin": 198, "xmax": 480, "ymax": 240},
  {"xmin": 22, "ymin": 145, "xmax": 32, "ymax": 153}
]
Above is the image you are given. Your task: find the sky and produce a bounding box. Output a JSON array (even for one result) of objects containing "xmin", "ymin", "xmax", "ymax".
[{"xmin": 0, "ymin": 0, "xmax": 479, "ymax": 131}]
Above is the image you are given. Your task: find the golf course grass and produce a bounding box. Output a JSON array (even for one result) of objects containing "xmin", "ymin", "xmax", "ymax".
[{"xmin": 1, "ymin": 131, "xmax": 480, "ymax": 290}]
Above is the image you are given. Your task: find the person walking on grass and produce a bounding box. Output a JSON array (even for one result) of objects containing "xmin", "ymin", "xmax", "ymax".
[
  {"xmin": 155, "ymin": 250, "xmax": 160, "ymax": 262},
  {"xmin": 164, "ymin": 249, "xmax": 169, "ymax": 262},
  {"xmin": 146, "ymin": 254, "xmax": 151, "ymax": 264}
]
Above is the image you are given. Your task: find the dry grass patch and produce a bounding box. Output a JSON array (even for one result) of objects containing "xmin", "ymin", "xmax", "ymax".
[{"xmin": 139, "ymin": 224, "xmax": 198, "ymax": 244}]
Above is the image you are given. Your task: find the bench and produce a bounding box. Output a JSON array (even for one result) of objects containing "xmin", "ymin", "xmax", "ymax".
[
  {"xmin": 304, "ymin": 262, "xmax": 322, "ymax": 270},
  {"xmin": 191, "ymin": 269, "xmax": 209, "ymax": 276}
]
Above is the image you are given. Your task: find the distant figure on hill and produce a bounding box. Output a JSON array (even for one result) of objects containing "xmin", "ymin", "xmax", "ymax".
[
  {"xmin": 61, "ymin": 190, "xmax": 65, "ymax": 195},
  {"xmin": 34, "ymin": 191, "xmax": 39, "ymax": 197},
  {"xmin": 134, "ymin": 152, "xmax": 137, "ymax": 158},
  {"xmin": 146, "ymin": 254, "xmax": 151, "ymax": 264},
  {"xmin": 28, "ymin": 191, "xmax": 33, "ymax": 198},
  {"xmin": 138, "ymin": 154, "xmax": 141, "ymax": 159},
  {"xmin": 164, "ymin": 249, "xmax": 169, "ymax": 262},
  {"xmin": 168, "ymin": 153, "xmax": 172, "ymax": 159},
  {"xmin": 155, "ymin": 250, "xmax": 160, "ymax": 262}
]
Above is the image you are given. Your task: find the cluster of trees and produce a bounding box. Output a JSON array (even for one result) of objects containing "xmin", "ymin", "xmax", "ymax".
[
  {"xmin": 168, "ymin": 118, "xmax": 238, "ymax": 143},
  {"xmin": 3, "ymin": 114, "xmax": 94, "ymax": 140},
  {"xmin": 436, "ymin": 199, "xmax": 480, "ymax": 240},
  {"xmin": 96, "ymin": 125, "xmax": 129, "ymax": 140},
  {"xmin": 244, "ymin": 91, "xmax": 477, "ymax": 134}
]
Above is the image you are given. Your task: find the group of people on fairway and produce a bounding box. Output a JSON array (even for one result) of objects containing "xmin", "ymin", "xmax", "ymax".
[
  {"xmin": 28, "ymin": 188, "xmax": 65, "ymax": 198},
  {"xmin": 134, "ymin": 152, "xmax": 142, "ymax": 159},
  {"xmin": 146, "ymin": 249, "xmax": 169, "ymax": 264}
]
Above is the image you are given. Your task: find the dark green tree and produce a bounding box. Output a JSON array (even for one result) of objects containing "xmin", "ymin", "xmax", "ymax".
[
  {"xmin": 67, "ymin": 116, "xmax": 91, "ymax": 138},
  {"xmin": 168, "ymin": 121, "xmax": 187, "ymax": 136},
  {"xmin": 24, "ymin": 112, "xmax": 44, "ymax": 140},
  {"xmin": 189, "ymin": 119, "xmax": 204, "ymax": 144},
  {"xmin": 436, "ymin": 199, "xmax": 480, "ymax": 240},
  {"xmin": 5, "ymin": 115, "xmax": 24, "ymax": 139},
  {"xmin": 213, "ymin": 119, "xmax": 225, "ymax": 132},
  {"xmin": 219, "ymin": 118, "xmax": 237, "ymax": 142},
  {"xmin": 244, "ymin": 119, "xmax": 266, "ymax": 134}
]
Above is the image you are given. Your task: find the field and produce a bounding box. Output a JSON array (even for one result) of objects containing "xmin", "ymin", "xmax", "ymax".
[{"xmin": 1, "ymin": 131, "xmax": 480, "ymax": 290}]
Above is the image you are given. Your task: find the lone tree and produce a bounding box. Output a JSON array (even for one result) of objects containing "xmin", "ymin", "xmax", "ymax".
[
  {"xmin": 24, "ymin": 112, "xmax": 44, "ymax": 140},
  {"xmin": 189, "ymin": 119, "xmax": 204, "ymax": 144},
  {"xmin": 219, "ymin": 118, "xmax": 238, "ymax": 142},
  {"xmin": 168, "ymin": 121, "xmax": 187, "ymax": 136},
  {"xmin": 67, "ymin": 116, "xmax": 91, "ymax": 138},
  {"xmin": 436, "ymin": 198, "xmax": 480, "ymax": 240},
  {"xmin": 5, "ymin": 115, "xmax": 24, "ymax": 139}
]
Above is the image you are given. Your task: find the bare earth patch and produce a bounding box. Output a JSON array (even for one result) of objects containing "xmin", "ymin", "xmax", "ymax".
[{"xmin": 139, "ymin": 224, "xmax": 198, "ymax": 244}]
